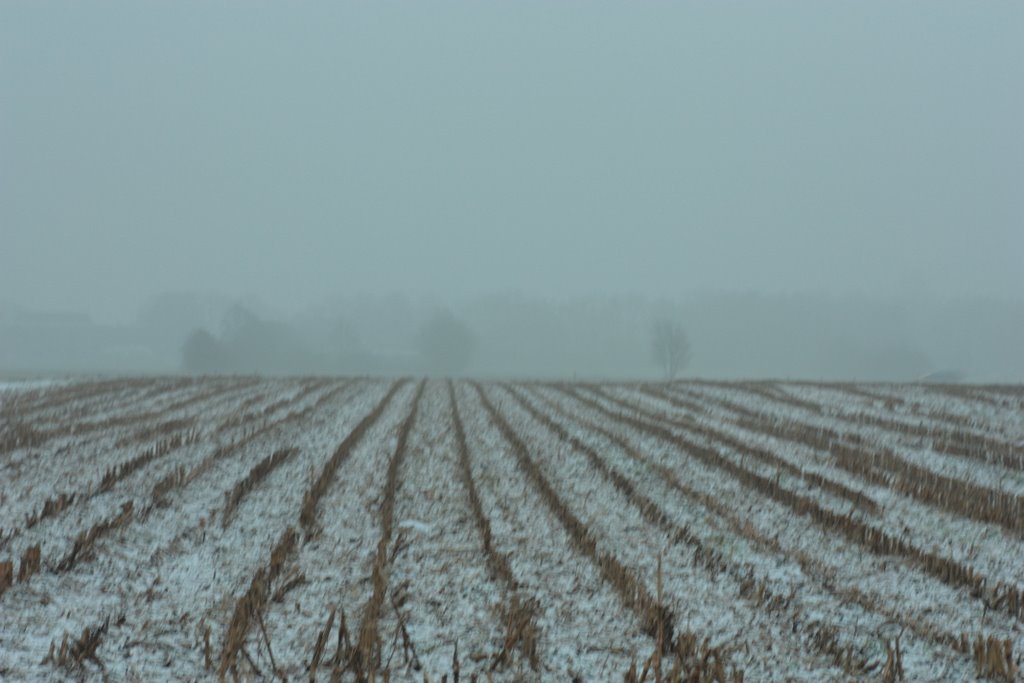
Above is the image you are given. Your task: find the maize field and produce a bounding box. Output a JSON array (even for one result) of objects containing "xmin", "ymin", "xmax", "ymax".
[{"xmin": 1, "ymin": 377, "xmax": 1022, "ymax": 681}]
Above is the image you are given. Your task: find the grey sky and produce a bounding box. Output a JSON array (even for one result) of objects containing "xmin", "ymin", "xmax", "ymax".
[{"xmin": 2, "ymin": 1, "xmax": 1022, "ymax": 322}]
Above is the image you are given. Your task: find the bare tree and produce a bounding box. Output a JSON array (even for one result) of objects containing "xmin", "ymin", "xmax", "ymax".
[
  {"xmin": 416, "ymin": 309, "xmax": 476, "ymax": 376},
  {"xmin": 651, "ymin": 319, "xmax": 690, "ymax": 380},
  {"xmin": 181, "ymin": 328, "xmax": 230, "ymax": 374}
]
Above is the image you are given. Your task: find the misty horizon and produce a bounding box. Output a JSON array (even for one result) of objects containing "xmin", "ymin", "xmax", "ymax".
[
  {"xmin": 2, "ymin": 2, "xmax": 1021, "ymax": 379},
  {"xmin": 2, "ymin": 288, "xmax": 1022, "ymax": 383}
]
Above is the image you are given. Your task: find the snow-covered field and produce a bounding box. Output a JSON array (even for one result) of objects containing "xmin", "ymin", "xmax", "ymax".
[{"xmin": 1, "ymin": 377, "xmax": 1022, "ymax": 682}]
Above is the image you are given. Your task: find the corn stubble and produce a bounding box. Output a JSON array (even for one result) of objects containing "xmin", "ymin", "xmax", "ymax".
[
  {"xmin": 216, "ymin": 381, "xmax": 405, "ymax": 682},
  {"xmin": 41, "ymin": 617, "xmax": 110, "ymax": 674},
  {"xmin": 349, "ymin": 381, "xmax": 425, "ymax": 679},
  {"xmin": 3, "ymin": 378, "xmax": 1023, "ymax": 680},
  {"xmin": 448, "ymin": 382, "xmax": 540, "ymax": 673},
  {"xmin": 219, "ymin": 527, "xmax": 297, "ymax": 680},
  {"xmin": 564, "ymin": 384, "xmax": 1024, "ymax": 622},
  {"xmin": 222, "ymin": 446, "xmax": 299, "ymax": 527}
]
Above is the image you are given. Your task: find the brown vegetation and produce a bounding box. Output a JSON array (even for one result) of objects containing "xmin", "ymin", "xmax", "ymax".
[
  {"xmin": 222, "ymin": 446, "xmax": 299, "ymax": 527},
  {"xmin": 3, "ymin": 377, "xmax": 1022, "ymax": 680},
  {"xmin": 509, "ymin": 385, "xmax": 872, "ymax": 676},
  {"xmin": 447, "ymin": 382, "xmax": 539, "ymax": 671},
  {"xmin": 41, "ymin": 617, "xmax": 110, "ymax": 674},
  {"xmin": 348, "ymin": 380, "xmax": 425, "ymax": 679},
  {"xmin": 56, "ymin": 501, "xmax": 134, "ymax": 572},
  {"xmin": 0, "ymin": 559, "xmax": 13, "ymax": 596},
  {"xmin": 219, "ymin": 527, "xmax": 297, "ymax": 680},
  {"xmin": 299, "ymin": 380, "xmax": 407, "ymax": 536},
  {"xmin": 18, "ymin": 544, "xmax": 40, "ymax": 583},
  {"xmin": 555, "ymin": 384, "xmax": 1024, "ymax": 622},
  {"xmin": 473, "ymin": 384, "xmax": 677, "ymax": 652}
]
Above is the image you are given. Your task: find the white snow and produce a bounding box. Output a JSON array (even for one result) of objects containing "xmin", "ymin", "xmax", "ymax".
[{"xmin": 0, "ymin": 378, "xmax": 1020, "ymax": 682}]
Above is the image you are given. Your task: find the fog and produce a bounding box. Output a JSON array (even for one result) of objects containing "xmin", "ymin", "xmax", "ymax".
[{"xmin": 2, "ymin": 2, "xmax": 1022, "ymax": 380}]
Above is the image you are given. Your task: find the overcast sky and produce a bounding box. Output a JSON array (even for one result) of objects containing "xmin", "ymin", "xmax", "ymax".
[{"xmin": 2, "ymin": 1, "xmax": 1022, "ymax": 322}]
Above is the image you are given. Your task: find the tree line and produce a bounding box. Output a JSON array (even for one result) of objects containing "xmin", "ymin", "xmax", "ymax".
[{"xmin": 181, "ymin": 303, "xmax": 689, "ymax": 379}]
